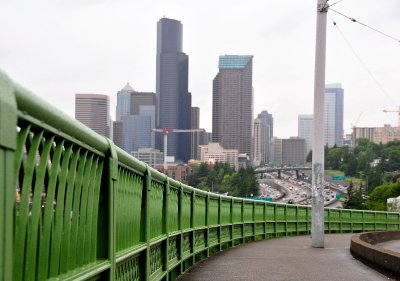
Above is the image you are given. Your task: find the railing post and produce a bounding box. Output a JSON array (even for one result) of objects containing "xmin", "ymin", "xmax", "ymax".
[
  {"xmin": 218, "ymin": 196, "xmax": 222, "ymax": 251},
  {"xmin": 206, "ymin": 193, "xmax": 210, "ymax": 257},
  {"xmin": 296, "ymin": 206, "xmax": 299, "ymax": 235},
  {"xmin": 164, "ymin": 177, "xmax": 169, "ymax": 277},
  {"xmin": 252, "ymin": 201, "xmax": 256, "ymax": 240},
  {"xmin": 144, "ymin": 166, "xmax": 152, "ymax": 281},
  {"xmin": 274, "ymin": 204, "xmax": 277, "ymax": 238},
  {"xmin": 263, "ymin": 202, "xmax": 267, "ymax": 239},
  {"xmin": 105, "ymin": 138, "xmax": 118, "ymax": 281},
  {"xmin": 241, "ymin": 200, "xmax": 244, "ymax": 244},
  {"xmin": 0, "ymin": 72, "xmax": 17, "ymax": 281},
  {"xmin": 230, "ymin": 197, "xmax": 234, "ymax": 247},
  {"xmin": 178, "ymin": 183, "xmax": 183, "ymax": 274},
  {"xmin": 190, "ymin": 189, "xmax": 195, "ymax": 264},
  {"xmin": 284, "ymin": 204, "xmax": 288, "ymax": 236}
]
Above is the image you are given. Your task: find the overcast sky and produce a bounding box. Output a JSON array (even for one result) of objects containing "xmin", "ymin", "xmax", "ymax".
[{"xmin": 1, "ymin": 0, "xmax": 399, "ymax": 138}]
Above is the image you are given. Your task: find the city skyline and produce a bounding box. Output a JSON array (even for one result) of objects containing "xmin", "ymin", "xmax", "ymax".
[{"xmin": 1, "ymin": 0, "xmax": 400, "ymax": 138}]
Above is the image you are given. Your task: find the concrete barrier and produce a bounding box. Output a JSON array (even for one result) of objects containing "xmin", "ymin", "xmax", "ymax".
[{"xmin": 350, "ymin": 231, "xmax": 400, "ymax": 276}]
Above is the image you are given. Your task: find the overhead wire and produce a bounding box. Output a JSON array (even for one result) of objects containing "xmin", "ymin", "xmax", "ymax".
[
  {"xmin": 328, "ymin": 0, "xmax": 344, "ymax": 8},
  {"xmin": 329, "ymin": 8, "xmax": 400, "ymax": 44},
  {"xmin": 327, "ymin": 12, "xmax": 398, "ymax": 105}
]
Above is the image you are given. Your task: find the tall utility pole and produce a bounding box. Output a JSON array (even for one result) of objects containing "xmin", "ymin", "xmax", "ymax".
[{"xmin": 312, "ymin": 0, "xmax": 328, "ymax": 248}]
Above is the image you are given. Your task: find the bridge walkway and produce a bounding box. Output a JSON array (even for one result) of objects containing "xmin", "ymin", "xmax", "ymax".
[{"xmin": 177, "ymin": 234, "xmax": 398, "ymax": 281}]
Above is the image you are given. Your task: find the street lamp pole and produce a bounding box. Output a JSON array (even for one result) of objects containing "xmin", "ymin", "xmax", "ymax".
[{"xmin": 312, "ymin": 0, "xmax": 328, "ymax": 248}]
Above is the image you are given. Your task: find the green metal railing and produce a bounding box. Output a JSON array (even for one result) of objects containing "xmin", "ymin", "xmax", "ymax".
[{"xmin": 1, "ymin": 71, "xmax": 400, "ymax": 281}]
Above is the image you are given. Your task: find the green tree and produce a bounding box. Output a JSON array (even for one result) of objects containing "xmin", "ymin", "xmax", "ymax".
[
  {"xmin": 344, "ymin": 180, "xmax": 365, "ymax": 209},
  {"xmin": 367, "ymin": 181, "xmax": 400, "ymax": 211},
  {"xmin": 326, "ymin": 147, "xmax": 343, "ymax": 170}
]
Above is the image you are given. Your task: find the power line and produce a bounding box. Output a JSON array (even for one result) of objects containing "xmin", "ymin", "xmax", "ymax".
[
  {"xmin": 328, "ymin": 0, "xmax": 344, "ymax": 8},
  {"xmin": 327, "ymin": 12, "xmax": 398, "ymax": 105},
  {"xmin": 329, "ymin": 8, "xmax": 400, "ymax": 43}
]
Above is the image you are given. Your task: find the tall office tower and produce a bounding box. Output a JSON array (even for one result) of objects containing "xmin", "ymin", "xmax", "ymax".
[
  {"xmin": 257, "ymin": 111, "xmax": 274, "ymax": 138},
  {"xmin": 122, "ymin": 90, "xmax": 156, "ymax": 154},
  {"xmin": 298, "ymin": 114, "xmax": 314, "ymax": 157},
  {"xmin": 271, "ymin": 137, "xmax": 306, "ymax": 166},
  {"xmin": 75, "ymin": 94, "xmax": 110, "ymax": 137},
  {"xmin": 116, "ymin": 83, "xmax": 135, "ymax": 121},
  {"xmin": 325, "ymin": 83, "xmax": 344, "ymax": 147},
  {"xmin": 156, "ymin": 17, "xmax": 192, "ymax": 163},
  {"xmin": 212, "ymin": 55, "xmax": 253, "ymax": 158},
  {"xmin": 122, "ymin": 108, "xmax": 155, "ymax": 153},
  {"xmin": 253, "ymin": 117, "xmax": 271, "ymax": 166}
]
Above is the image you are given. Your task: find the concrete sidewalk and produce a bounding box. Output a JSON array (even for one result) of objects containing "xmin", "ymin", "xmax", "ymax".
[{"xmin": 178, "ymin": 234, "xmax": 398, "ymax": 281}]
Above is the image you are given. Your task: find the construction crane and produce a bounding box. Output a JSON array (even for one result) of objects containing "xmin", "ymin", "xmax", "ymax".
[
  {"xmin": 383, "ymin": 106, "xmax": 400, "ymax": 127},
  {"xmin": 151, "ymin": 128, "xmax": 206, "ymax": 170},
  {"xmin": 351, "ymin": 111, "xmax": 363, "ymax": 129}
]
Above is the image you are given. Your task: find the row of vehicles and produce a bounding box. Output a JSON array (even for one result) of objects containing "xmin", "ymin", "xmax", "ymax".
[{"xmin": 258, "ymin": 170, "xmax": 345, "ymax": 208}]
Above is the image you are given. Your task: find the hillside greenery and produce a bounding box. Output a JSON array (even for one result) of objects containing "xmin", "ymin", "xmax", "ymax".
[
  {"xmin": 187, "ymin": 162, "xmax": 259, "ymax": 197},
  {"xmin": 321, "ymin": 139, "xmax": 400, "ymax": 210}
]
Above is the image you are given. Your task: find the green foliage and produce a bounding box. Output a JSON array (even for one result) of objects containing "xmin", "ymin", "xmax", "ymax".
[
  {"xmin": 187, "ymin": 163, "xmax": 259, "ymax": 197},
  {"xmin": 367, "ymin": 181, "xmax": 400, "ymax": 211},
  {"xmin": 344, "ymin": 180, "xmax": 365, "ymax": 209},
  {"xmin": 324, "ymin": 140, "xmax": 400, "ymax": 190}
]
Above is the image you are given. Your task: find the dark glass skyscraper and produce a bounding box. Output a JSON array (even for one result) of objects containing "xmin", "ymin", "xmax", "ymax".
[
  {"xmin": 257, "ymin": 111, "xmax": 273, "ymax": 139},
  {"xmin": 156, "ymin": 17, "xmax": 191, "ymax": 163}
]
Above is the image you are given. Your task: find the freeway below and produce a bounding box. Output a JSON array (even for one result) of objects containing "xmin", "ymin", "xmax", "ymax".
[
  {"xmin": 254, "ymin": 167, "xmax": 312, "ymax": 174},
  {"xmin": 257, "ymin": 171, "xmax": 344, "ymax": 208}
]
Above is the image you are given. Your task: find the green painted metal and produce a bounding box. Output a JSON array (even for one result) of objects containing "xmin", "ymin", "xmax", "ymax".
[
  {"xmin": 1, "ymin": 71, "xmax": 400, "ymax": 280},
  {"xmin": 0, "ymin": 72, "xmax": 17, "ymax": 281}
]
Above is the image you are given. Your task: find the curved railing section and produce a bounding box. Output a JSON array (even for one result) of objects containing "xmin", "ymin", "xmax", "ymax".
[{"xmin": 1, "ymin": 71, "xmax": 400, "ymax": 281}]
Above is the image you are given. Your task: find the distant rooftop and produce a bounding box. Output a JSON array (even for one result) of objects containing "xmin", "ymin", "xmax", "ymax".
[
  {"xmin": 219, "ymin": 55, "xmax": 253, "ymax": 69},
  {"xmin": 121, "ymin": 82, "xmax": 135, "ymax": 92},
  {"xmin": 326, "ymin": 83, "xmax": 342, "ymax": 89}
]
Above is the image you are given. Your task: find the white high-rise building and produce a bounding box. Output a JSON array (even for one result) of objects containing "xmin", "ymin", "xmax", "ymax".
[
  {"xmin": 298, "ymin": 114, "xmax": 313, "ymax": 157},
  {"xmin": 324, "ymin": 83, "xmax": 344, "ymax": 147},
  {"xmin": 253, "ymin": 118, "xmax": 271, "ymax": 166}
]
